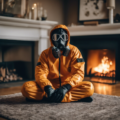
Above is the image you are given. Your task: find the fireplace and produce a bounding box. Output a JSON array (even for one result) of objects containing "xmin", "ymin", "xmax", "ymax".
[
  {"xmin": 87, "ymin": 49, "xmax": 116, "ymax": 83},
  {"xmin": 70, "ymin": 34, "xmax": 120, "ymax": 83},
  {"xmin": 0, "ymin": 40, "xmax": 34, "ymax": 83},
  {"xmin": 0, "ymin": 16, "xmax": 58, "ymax": 85}
]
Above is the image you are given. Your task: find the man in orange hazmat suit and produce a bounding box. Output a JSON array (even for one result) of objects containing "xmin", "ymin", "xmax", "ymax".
[{"xmin": 21, "ymin": 24, "xmax": 94, "ymax": 103}]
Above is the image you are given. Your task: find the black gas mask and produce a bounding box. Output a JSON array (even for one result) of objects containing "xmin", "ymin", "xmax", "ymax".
[{"xmin": 51, "ymin": 28, "xmax": 70, "ymax": 58}]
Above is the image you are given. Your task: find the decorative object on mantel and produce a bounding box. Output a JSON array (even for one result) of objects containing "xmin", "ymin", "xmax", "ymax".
[
  {"xmin": 29, "ymin": 2, "xmax": 47, "ymax": 21},
  {"xmin": 36, "ymin": 2, "xmax": 43, "ymax": 20},
  {"xmin": 79, "ymin": 0, "xmax": 108, "ymax": 22},
  {"xmin": 83, "ymin": 21, "xmax": 99, "ymax": 26},
  {"xmin": 32, "ymin": 3, "xmax": 37, "ymax": 20},
  {"xmin": 0, "ymin": 0, "xmax": 27, "ymax": 18},
  {"xmin": 114, "ymin": 13, "xmax": 120, "ymax": 23},
  {"xmin": 0, "ymin": 1, "xmax": 47, "ymax": 21},
  {"xmin": 23, "ymin": 0, "xmax": 29, "ymax": 19},
  {"xmin": 106, "ymin": 0, "xmax": 115, "ymax": 24},
  {"xmin": 0, "ymin": 0, "xmax": 4, "ymax": 12},
  {"xmin": 41, "ymin": 9, "xmax": 47, "ymax": 21},
  {"xmin": 68, "ymin": 23, "xmax": 77, "ymax": 27}
]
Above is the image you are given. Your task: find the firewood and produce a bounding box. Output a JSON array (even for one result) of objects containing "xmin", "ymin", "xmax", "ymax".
[
  {"xmin": 9, "ymin": 75, "xmax": 14, "ymax": 81},
  {"xmin": 18, "ymin": 76, "xmax": 23, "ymax": 80},
  {"xmin": 0, "ymin": 76, "xmax": 4, "ymax": 82},
  {"xmin": 4, "ymin": 77, "xmax": 9, "ymax": 82},
  {"xmin": 6, "ymin": 75, "xmax": 10, "ymax": 80},
  {"xmin": 0, "ymin": 67, "xmax": 23, "ymax": 82},
  {"xmin": 1, "ymin": 67, "xmax": 6, "ymax": 77}
]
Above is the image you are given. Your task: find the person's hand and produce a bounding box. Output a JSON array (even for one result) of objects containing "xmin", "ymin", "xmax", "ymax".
[
  {"xmin": 50, "ymin": 84, "xmax": 71, "ymax": 102},
  {"xmin": 44, "ymin": 85, "xmax": 55, "ymax": 100}
]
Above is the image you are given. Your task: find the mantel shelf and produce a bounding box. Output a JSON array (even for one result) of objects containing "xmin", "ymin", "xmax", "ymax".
[
  {"xmin": 0, "ymin": 16, "xmax": 58, "ymax": 29},
  {"xmin": 68, "ymin": 23, "xmax": 120, "ymax": 36}
]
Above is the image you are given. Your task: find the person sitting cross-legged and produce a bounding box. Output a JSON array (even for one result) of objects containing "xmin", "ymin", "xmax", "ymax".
[{"xmin": 21, "ymin": 24, "xmax": 94, "ymax": 103}]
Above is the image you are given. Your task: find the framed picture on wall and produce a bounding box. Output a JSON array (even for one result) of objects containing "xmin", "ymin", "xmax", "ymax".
[
  {"xmin": 79, "ymin": 0, "xmax": 108, "ymax": 21},
  {"xmin": 0, "ymin": 0, "xmax": 28, "ymax": 18}
]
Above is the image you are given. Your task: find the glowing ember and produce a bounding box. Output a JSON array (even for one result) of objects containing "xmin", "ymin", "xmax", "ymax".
[{"xmin": 93, "ymin": 56, "xmax": 112, "ymax": 74}]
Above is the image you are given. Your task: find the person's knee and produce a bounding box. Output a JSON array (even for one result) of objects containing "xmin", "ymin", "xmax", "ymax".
[
  {"xmin": 23, "ymin": 81, "xmax": 37, "ymax": 88},
  {"xmin": 21, "ymin": 82, "xmax": 29, "ymax": 94},
  {"xmin": 21, "ymin": 82, "xmax": 27, "ymax": 97},
  {"xmin": 79, "ymin": 81, "xmax": 94, "ymax": 97},
  {"xmin": 86, "ymin": 82, "xmax": 94, "ymax": 97},
  {"xmin": 21, "ymin": 81, "xmax": 36, "ymax": 94}
]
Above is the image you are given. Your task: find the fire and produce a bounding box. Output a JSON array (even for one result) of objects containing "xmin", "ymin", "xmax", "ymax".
[{"xmin": 93, "ymin": 56, "xmax": 112, "ymax": 74}]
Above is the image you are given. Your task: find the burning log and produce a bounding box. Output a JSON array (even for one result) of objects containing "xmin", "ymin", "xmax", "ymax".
[
  {"xmin": 89, "ymin": 56, "xmax": 115, "ymax": 78},
  {"xmin": 89, "ymin": 69, "xmax": 115, "ymax": 78},
  {"xmin": 0, "ymin": 68, "xmax": 4, "ymax": 82}
]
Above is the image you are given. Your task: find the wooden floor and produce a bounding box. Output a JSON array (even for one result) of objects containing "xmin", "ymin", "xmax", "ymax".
[
  {"xmin": 0, "ymin": 81, "xmax": 120, "ymax": 120},
  {"xmin": 0, "ymin": 81, "xmax": 120, "ymax": 96}
]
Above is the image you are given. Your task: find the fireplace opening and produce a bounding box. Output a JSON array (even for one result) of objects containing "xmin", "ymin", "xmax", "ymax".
[
  {"xmin": 0, "ymin": 40, "xmax": 34, "ymax": 83},
  {"xmin": 70, "ymin": 34, "xmax": 120, "ymax": 83},
  {"xmin": 86, "ymin": 49, "xmax": 116, "ymax": 83}
]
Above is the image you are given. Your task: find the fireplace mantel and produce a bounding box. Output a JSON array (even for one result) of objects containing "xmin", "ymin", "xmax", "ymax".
[
  {"xmin": 0, "ymin": 16, "xmax": 58, "ymax": 55},
  {"xmin": 68, "ymin": 23, "xmax": 120, "ymax": 36}
]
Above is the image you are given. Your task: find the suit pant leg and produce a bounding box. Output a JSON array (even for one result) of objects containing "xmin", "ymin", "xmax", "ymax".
[
  {"xmin": 21, "ymin": 81, "xmax": 46, "ymax": 100},
  {"xmin": 62, "ymin": 81, "xmax": 94, "ymax": 102}
]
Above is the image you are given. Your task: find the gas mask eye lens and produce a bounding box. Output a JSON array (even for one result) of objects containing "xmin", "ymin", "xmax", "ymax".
[
  {"xmin": 57, "ymin": 34, "xmax": 60, "ymax": 40},
  {"xmin": 52, "ymin": 33, "xmax": 68, "ymax": 41},
  {"xmin": 62, "ymin": 35, "xmax": 65, "ymax": 40},
  {"xmin": 62, "ymin": 34, "xmax": 68, "ymax": 41},
  {"xmin": 66, "ymin": 34, "xmax": 68, "ymax": 41},
  {"xmin": 52, "ymin": 34, "xmax": 59, "ymax": 41}
]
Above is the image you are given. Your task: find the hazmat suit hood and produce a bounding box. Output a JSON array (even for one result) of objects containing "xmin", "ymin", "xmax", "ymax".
[{"xmin": 50, "ymin": 24, "xmax": 70, "ymax": 47}]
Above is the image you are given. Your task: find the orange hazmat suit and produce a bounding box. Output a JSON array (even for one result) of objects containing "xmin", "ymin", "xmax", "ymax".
[{"xmin": 21, "ymin": 24, "xmax": 94, "ymax": 102}]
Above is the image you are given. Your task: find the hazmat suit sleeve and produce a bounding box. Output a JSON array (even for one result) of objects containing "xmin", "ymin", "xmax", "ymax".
[
  {"xmin": 68, "ymin": 47, "xmax": 85, "ymax": 88},
  {"xmin": 35, "ymin": 51, "xmax": 54, "ymax": 91}
]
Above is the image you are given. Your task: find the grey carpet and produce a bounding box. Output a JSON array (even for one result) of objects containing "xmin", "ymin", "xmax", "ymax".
[{"xmin": 0, "ymin": 93, "xmax": 120, "ymax": 120}]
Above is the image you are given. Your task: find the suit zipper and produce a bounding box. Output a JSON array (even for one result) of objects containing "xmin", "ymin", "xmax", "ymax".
[{"xmin": 59, "ymin": 57, "xmax": 61, "ymax": 87}]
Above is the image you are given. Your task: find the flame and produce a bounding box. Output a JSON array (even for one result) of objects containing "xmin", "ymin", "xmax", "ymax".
[{"xmin": 93, "ymin": 56, "xmax": 112, "ymax": 74}]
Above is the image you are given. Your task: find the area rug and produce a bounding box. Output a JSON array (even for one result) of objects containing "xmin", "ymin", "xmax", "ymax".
[{"xmin": 0, "ymin": 93, "xmax": 120, "ymax": 120}]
